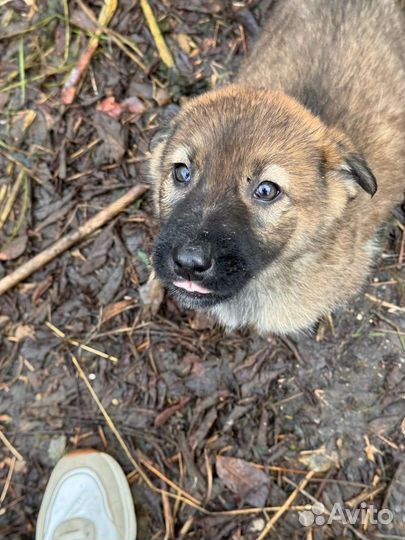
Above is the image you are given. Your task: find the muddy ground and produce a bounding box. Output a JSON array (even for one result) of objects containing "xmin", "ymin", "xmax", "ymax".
[{"xmin": 1, "ymin": 1, "xmax": 405, "ymax": 539}]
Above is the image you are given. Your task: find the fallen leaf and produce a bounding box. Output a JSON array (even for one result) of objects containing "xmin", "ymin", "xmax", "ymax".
[
  {"xmin": 96, "ymin": 96, "xmax": 146, "ymax": 120},
  {"xmin": 102, "ymin": 299, "xmax": 136, "ymax": 324},
  {"xmin": 0, "ymin": 234, "xmax": 28, "ymax": 261},
  {"xmin": 154, "ymin": 396, "xmax": 191, "ymax": 427},
  {"xmin": 122, "ymin": 96, "xmax": 146, "ymax": 115},
  {"xmin": 96, "ymin": 96, "xmax": 123, "ymax": 119},
  {"xmin": 190, "ymin": 311, "xmax": 214, "ymax": 330},
  {"xmin": 93, "ymin": 111, "xmax": 126, "ymax": 164},
  {"xmin": 32, "ymin": 275, "xmax": 54, "ymax": 302},
  {"xmin": 189, "ymin": 408, "xmax": 217, "ymax": 451},
  {"xmin": 216, "ymin": 456, "xmax": 270, "ymax": 507},
  {"xmin": 139, "ymin": 277, "xmax": 164, "ymax": 315},
  {"xmin": 0, "ymin": 91, "xmax": 10, "ymax": 110},
  {"xmin": 97, "ymin": 259, "xmax": 125, "ymax": 305}
]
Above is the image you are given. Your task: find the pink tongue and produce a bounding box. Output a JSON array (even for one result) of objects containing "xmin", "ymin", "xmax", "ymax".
[{"xmin": 173, "ymin": 280, "xmax": 212, "ymax": 294}]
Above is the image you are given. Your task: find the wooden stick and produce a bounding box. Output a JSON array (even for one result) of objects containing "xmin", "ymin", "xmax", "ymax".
[{"xmin": 0, "ymin": 183, "xmax": 148, "ymax": 296}]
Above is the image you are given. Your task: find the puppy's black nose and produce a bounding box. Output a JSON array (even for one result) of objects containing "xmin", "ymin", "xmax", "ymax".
[{"xmin": 173, "ymin": 244, "xmax": 213, "ymax": 276}]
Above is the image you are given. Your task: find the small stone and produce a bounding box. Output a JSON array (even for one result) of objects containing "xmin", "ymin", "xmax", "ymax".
[{"xmin": 48, "ymin": 435, "xmax": 67, "ymax": 465}]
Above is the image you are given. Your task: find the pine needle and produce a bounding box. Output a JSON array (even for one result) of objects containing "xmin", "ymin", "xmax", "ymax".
[
  {"xmin": 140, "ymin": 0, "xmax": 174, "ymax": 68},
  {"xmin": 46, "ymin": 321, "xmax": 119, "ymax": 364},
  {"xmin": 18, "ymin": 37, "xmax": 26, "ymax": 105},
  {"xmin": 257, "ymin": 470, "xmax": 316, "ymax": 540}
]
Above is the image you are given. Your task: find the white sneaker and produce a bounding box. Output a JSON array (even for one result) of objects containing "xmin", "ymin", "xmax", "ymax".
[{"xmin": 36, "ymin": 449, "xmax": 137, "ymax": 540}]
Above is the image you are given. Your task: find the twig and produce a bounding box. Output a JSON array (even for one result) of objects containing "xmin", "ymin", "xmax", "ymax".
[
  {"xmin": 140, "ymin": 0, "xmax": 174, "ymax": 68},
  {"xmin": 346, "ymin": 483, "xmax": 386, "ymax": 508},
  {"xmin": 46, "ymin": 321, "xmax": 119, "ymax": 364},
  {"xmin": 279, "ymin": 336, "xmax": 306, "ymax": 366},
  {"xmin": 0, "ymin": 183, "xmax": 148, "ymax": 296},
  {"xmin": 365, "ymin": 293, "xmax": 405, "ymax": 313},
  {"xmin": 61, "ymin": 0, "xmax": 118, "ymax": 104},
  {"xmin": 0, "ymin": 431, "xmax": 24, "ymax": 461},
  {"xmin": 0, "ymin": 170, "xmax": 25, "ymax": 230},
  {"xmin": 0, "ymin": 457, "xmax": 16, "ymax": 506},
  {"xmin": 137, "ymin": 457, "xmax": 201, "ymax": 506},
  {"xmin": 162, "ymin": 489, "xmax": 174, "ymax": 540},
  {"xmin": 257, "ymin": 470, "xmax": 315, "ymax": 540},
  {"xmin": 0, "ymin": 145, "xmax": 43, "ymax": 185},
  {"xmin": 11, "ymin": 174, "xmax": 29, "ymax": 239}
]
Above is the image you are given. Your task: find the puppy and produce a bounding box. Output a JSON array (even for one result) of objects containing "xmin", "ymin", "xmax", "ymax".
[{"xmin": 150, "ymin": 0, "xmax": 405, "ymax": 335}]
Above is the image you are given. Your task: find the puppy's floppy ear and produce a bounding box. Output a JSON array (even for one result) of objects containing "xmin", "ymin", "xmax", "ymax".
[
  {"xmin": 149, "ymin": 104, "xmax": 180, "ymax": 152},
  {"xmin": 338, "ymin": 153, "xmax": 377, "ymax": 197},
  {"xmin": 323, "ymin": 131, "xmax": 377, "ymax": 197}
]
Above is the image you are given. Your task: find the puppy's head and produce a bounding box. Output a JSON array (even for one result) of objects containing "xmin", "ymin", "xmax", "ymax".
[{"xmin": 150, "ymin": 85, "xmax": 376, "ymax": 312}]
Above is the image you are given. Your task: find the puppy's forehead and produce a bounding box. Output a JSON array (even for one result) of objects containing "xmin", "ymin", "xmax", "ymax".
[{"xmin": 167, "ymin": 89, "xmax": 324, "ymax": 173}]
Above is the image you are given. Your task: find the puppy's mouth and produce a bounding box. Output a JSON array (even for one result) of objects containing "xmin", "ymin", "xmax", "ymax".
[
  {"xmin": 173, "ymin": 280, "xmax": 212, "ymax": 294},
  {"xmin": 165, "ymin": 279, "xmax": 231, "ymax": 309}
]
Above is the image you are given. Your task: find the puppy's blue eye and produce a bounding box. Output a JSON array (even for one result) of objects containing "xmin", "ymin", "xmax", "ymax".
[
  {"xmin": 173, "ymin": 163, "xmax": 191, "ymax": 184},
  {"xmin": 254, "ymin": 181, "xmax": 280, "ymax": 201}
]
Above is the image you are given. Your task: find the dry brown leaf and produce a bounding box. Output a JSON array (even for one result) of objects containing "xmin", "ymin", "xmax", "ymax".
[
  {"xmin": 0, "ymin": 235, "xmax": 28, "ymax": 261},
  {"xmin": 122, "ymin": 96, "xmax": 146, "ymax": 115},
  {"xmin": 96, "ymin": 96, "xmax": 124, "ymax": 119},
  {"xmin": 216, "ymin": 455, "xmax": 269, "ymax": 507},
  {"xmin": 101, "ymin": 299, "xmax": 136, "ymax": 324},
  {"xmin": 154, "ymin": 396, "xmax": 191, "ymax": 428},
  {"xmin": 93, "ymin": 111, "xmax": 126, "ymax": 164},
  {"xmin": 189, "ymin": 311, "xmax": 214, "ymax": 330},
  {"xmin": 96, "ymin": 96, "xmax": 146, "ymax": 120},
  {"xmin": 139, "ymin": 277, "xmax": 164, "ymax": 315}
]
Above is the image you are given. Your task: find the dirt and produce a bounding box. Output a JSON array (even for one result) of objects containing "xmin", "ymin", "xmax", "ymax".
[{"xmin": 0, "ymin": 1, "xmax": 405, "ymax": 539}]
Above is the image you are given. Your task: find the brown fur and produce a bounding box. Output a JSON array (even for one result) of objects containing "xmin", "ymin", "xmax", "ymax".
[{"xmin": 150, "ymin": 0, "xmax": 405, "ymax": 335}]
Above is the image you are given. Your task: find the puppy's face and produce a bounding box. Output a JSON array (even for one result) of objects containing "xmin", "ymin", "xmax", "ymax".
[{"xmin": 150, "ymin": 86, "xmax": 376, "ymax": 312}]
